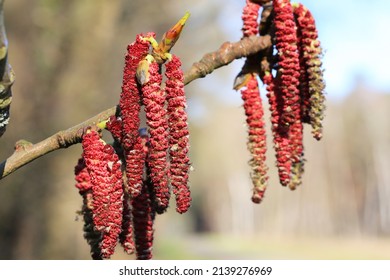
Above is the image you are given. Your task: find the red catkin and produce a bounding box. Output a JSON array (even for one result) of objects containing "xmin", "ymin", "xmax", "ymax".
[
  {"xmin": 74, "ymin": 157, "xmax": 92, "ymax": 194},
  {"xmin": 119, "ymin": 191, "xmax": 135, "ymax": 255},
  {"xmin": 125, "ymin": 134, "xmax": 148, "ymax": 198},
  {"xmin": 240, "ymin": 75, "xmax": 269, "ymax": 203},
  {"xmin": 120, "ymin": 129, "xmax": 149, "ymax": 255},
  {"xmin": 273, "ymin": 0, "xmax": 301, "ymax": 130},
  {"xmin": 165, "ymin": 55, "xmax": 191, "ymax": 213},
  {"xmin": 75, "ymin": 158, "xmax": 102, "ymax": 259},
  {"xmin": 242, "ymin": 0, "xmax": 261, "ymax": 37},
  {"xmin": 142, "ymin": 60, "xmax": 170, "ymax": 213},
  {"xmin": 264, "ymin": 73, "xmax": 292, "ymax": 186},
  {"xmin": 106, "ymin": 115, "xmax": 123, "ymax": 143},
  {"xmin": 288, "ymin": 111, "xmax": 304, "ymax": 190},
  {"xmin": 293, "ymin": 3, "xmax": 326, "ymax": 140},
  {"xmin": 130, "ymin": 125, "xmax": 154, "ymax": 259},
  {"xmin": 82, "ymin": 192, "xmax": 103, "ymax": 260},
  {"xmin": 82, "ymin": 130, "xmax": 124, "ymax": 259},
  {"xmin": 132, "ymin": 180, "xmax": 155, "ymax": 260},
  {"xmin": 239, "ymin": 0, "xmax": 269, "ymax": 202},
  {"xmin": 120, "ymin": 33, "xmax": 153, "ymax": 150}
]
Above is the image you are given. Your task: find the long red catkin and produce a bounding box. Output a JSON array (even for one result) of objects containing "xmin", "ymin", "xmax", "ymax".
[
  {"xmin": 120, "ymin": 130, "xmax": 149, "ymax": 255},
  {"xmin": 263, "ymin": 73, "xmax": 292, "ymax": 186},
  {"xmin": 142, "ymin": 61, "xmax": 170, "ymax": 213},
  {"xmin": 240, "ymin": 0, "xmax": 269, "ymax": 202},
  {"xmin": 241, "ymin": 75, "xmax": 269, "ymax": 203},
  {"xmin": 293, "ymin": 3, "xmax": 326, "ymax": 140},
  {"xmin": 165, "ymin": 55, "xmax": 191, "ymax": 213},
  {"xmin": 82, "ymin": 130, "xmax": 124, "ymax": 259},
  {"xmin": 120, "ymin": 33, "xmax": 153, "ymax": 150}
]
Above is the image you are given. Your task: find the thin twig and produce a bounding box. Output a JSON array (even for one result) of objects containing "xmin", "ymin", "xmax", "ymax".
[{"xmin": 0, "ymin": 35, "xmax": 271, "ymax": 180}]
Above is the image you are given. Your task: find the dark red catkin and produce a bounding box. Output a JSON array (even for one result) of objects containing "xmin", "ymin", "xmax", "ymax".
[
  {"xmin": 119, "ymin": 190, "xmax": 135, "ymax": 255},
  {"xmin": 132, "ymin": 181, "xmax": 155, "ymax": 260},
  {"xmin": 273, "ymin": 0, "xmax": 301, "ymax": 131},
  {"xmin": 74, "ymin": 158, "xmax": 102, "ymax": 260},
  {"xmin": 81, "ymin": 192, "xmax": 103, "ymax": 260},
  {"xmin": 119, "ymin": 33, "xmax": 153, "ymax": 150},
  {"xmin": 81, "ymin": 130, "xmax": 124, "ymax": 259},
  {"xmin": 293, "ymin": 3, "xmax": 326, "ymax": 140},
  {"xmin": 165, "ymin": 55, "xmax": 191, "ymax": 213},
  {"xmin": 142, "ymin": 60, "xmax": 170, "ymax": 213}
]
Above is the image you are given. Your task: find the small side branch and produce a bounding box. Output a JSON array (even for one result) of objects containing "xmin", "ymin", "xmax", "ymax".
[{"xmin": 0, "ymin": 35, "xmax": 272, "ymax": 180}]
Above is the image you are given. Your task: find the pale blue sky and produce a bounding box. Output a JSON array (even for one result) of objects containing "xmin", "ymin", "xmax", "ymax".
[
  {"xmin": 305, "ymin": 0, "xmax": 390, "ymax": 99},
  {"xmin": 216, "ymin": 0, "xmax": 390, "ymax": 101}
]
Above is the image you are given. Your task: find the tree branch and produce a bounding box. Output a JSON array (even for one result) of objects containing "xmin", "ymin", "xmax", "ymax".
[
  {"xmin": 184, "ymin": 35, "xmax": 271, "ymax": 84},
  {"xmin": 0, "ymin": 35, "xmax": 271, "ymax": 180}
]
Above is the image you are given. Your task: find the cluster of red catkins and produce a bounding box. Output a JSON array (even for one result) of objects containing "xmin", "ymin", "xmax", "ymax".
[
  {"xmin": 235, "ymin": 0, "xmax": 325, "ymax": 203},
  {"xmin": 74, "ymin": 30, "xmax": 190, "ymax": 259}
]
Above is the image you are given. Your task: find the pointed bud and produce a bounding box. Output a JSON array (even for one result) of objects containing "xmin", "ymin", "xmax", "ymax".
[{"xmin": 158, "ymin": 12, "xmax": 190, "ymax": 54}]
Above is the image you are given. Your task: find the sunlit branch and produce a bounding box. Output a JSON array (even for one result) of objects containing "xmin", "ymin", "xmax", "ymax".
[{"xmin": 0, "ymin": 35, "xmax": 272, "ymax": 180}]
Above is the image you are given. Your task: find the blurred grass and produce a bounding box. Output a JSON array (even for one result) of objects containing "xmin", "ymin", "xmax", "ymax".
[{"xmin": 153, "ymin": 234, "xmax": 390, "ymax": 260}]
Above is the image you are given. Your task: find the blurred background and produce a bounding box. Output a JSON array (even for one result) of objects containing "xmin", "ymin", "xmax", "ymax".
[{"xmin": 1, "ymin": 0, "xmax": 390, "ymax": 259}]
